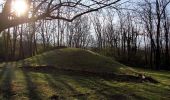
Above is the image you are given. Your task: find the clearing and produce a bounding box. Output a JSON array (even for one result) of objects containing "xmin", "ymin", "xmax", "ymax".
[{"xmin": 0, "ymin": 48, "xmax": 170, "ymax": 100}]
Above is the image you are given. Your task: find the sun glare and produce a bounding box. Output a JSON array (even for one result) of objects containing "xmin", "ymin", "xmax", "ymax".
[{"xmin": 11, "ymin": 0, "xmax": 28, "ymax": 16}]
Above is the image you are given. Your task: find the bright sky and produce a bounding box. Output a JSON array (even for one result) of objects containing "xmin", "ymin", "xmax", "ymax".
[{"xmin": 0, "ymin": 0, "xmax": 4, "ymax": 12}]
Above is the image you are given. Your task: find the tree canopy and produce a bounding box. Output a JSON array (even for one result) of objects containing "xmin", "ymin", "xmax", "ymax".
[{"xmin": 0, "ymin": 0, "xmax": 121, "ymax": 32}]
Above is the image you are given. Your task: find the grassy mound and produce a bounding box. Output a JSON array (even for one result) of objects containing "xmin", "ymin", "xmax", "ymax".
[
  {"xmin": 0, "ymin": 48, "xmax": 165, "ymax": 99},
  {"xmin": 19, "ymin": 48, "xmax": 135, "ymax": 74},
  {"xmin": 18, "ymin": 48, "xmax": 159, "ymax": 83}
]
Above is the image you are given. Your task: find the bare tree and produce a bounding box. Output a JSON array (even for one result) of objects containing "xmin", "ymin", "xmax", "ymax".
[{"xmin": 0, "ymin": 0, "xmax": 121, "ymax": 32}]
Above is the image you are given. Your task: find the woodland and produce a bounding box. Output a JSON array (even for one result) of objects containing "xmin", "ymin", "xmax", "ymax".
[{"xmin": 0, "ymin": 0, "xmax": 170, "ymax": 99}]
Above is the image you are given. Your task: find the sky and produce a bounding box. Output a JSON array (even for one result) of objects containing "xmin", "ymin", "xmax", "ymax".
[{"xmin": 0, "ymin": 0, "xmax": 3, "ymax": 12}]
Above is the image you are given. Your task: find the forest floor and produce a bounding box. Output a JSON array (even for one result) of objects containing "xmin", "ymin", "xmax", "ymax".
[{"xmin": 0, "ymin": 48, "xmax": 170, "ymax": 100}]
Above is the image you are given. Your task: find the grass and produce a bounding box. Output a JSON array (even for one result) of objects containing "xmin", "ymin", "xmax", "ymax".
[
  {"xmin": 19, "ymin": 48, "xmax": 132, "ymax": 74},
  {"xmin": 0, "ymin": 48, "xmax": 169, "ymax": 100}
]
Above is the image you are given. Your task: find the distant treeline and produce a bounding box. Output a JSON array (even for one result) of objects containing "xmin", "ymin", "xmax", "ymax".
[{"xmin": 0, "ymin": 0, "xmax": 170, "ymax": 70}]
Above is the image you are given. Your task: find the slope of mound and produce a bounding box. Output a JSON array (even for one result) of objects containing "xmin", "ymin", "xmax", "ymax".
[{"xmin": 19, "ymin": 48, "xmax": 134, "ymax": 74}]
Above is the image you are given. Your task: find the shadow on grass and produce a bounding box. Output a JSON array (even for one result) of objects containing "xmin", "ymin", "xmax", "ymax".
[
  {"xmin": 44, "ymin": 69, "xmax": 144, "ymax": 100},
  {"xmin": 21, "ymin": 64, "xmax": 159, "ymax": 84},
  {"xmin": 0, "ymin": 62, "xmax": 149, "ymax": 100},
  {"xmin": 45, "ymin": 74, "xmax": 89, "ymax": 100},
  {"xmin": 21, "ymin": 61, "xmax": 42, "ymax": 100},
  {"xmin": 21, "ymin": 65, "xmax": 152, "ymax": 100},
  {"xmin": 0, "ymin": 63, "xmax": 14, "ymax": 99}
]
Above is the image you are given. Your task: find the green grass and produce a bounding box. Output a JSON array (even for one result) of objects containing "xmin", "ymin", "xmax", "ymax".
[
  {"xmin": 0, "ymin": 62, "xmax": 170, "ymax": 100},
  {"xmin": 0, "ymin": 48, "xmax": 169, "ymax": 100},
  {"xmin": 19, "ymin": 48, "xmax": 132, "ymax": 74}
]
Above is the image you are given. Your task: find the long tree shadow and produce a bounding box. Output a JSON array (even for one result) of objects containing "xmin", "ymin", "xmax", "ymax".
[
  {"xmin": 0, "ymin": 63, "xmax": 7, "ymax": 80},
  {"xmin": 46, "ymin": 71, "xmax": 133, "ymax": 100},
  {"xmin": 44, "ymin": 74, "xmax": 88, "ymax": 99},
  {"xmin": 21, "ymin": 61, "xmax": 42, "ymax": 100},
  {"xmin": 21, "ymin": 64, "xmax": 159, "ymax": 84},
  {"xmin": 42, "ymin": 68, "xmax": 133, "ymax": 99},
  {"xmin": 20, "ymin": 64, "xmax": 163, "ymax": 100},
  {"xmin": 0, "ymin": 62, "xmax": 14, "ymax": 99},
  {"xmin": 72, "ymin": 77, "xmax": 141, "ymax": 100},
  {"xmin": 20, "ymin": 61, "xmax": 161, "ymax": 99}
]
